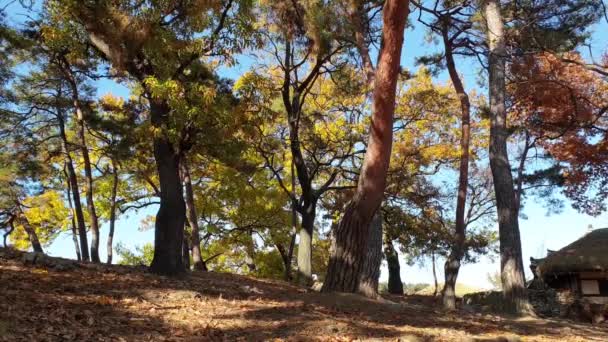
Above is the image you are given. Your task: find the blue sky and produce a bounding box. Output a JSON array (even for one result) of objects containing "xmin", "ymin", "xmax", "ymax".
[{"xmin": 5, "ymin": 1, "xmax": 608, "ymax": 289}]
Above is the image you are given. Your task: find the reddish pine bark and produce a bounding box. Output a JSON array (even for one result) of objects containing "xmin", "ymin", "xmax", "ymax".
[{"xmin": 322, "ymin": 0, "xmax": 409, "ymax": 295}]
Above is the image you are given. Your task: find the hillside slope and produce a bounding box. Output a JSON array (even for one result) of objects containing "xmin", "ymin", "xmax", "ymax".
[{"xmin": 0, "ymin": 248, "xmax": 605, "ymax": 341}]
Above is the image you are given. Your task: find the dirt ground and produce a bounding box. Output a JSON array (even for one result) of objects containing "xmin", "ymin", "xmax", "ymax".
[{"xmin": 0, "ymin": 249, "xmax": 606, "ymax": 341}]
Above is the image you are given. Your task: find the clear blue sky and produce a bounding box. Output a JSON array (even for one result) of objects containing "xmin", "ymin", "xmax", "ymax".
[{"xmin": 5, "ymin": 1, "xmax": 607, "ymax": 289}]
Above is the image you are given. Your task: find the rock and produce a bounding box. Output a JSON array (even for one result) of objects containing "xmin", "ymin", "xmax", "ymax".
[
  {"xmin": 21, "ymin": 251, "xmax": 45, "ymax": 265},
  {"xmin": 52, "ymin": 260, "xmax": 77, "ymax": 272},
  {"xmin": 240, "ymin": 285, "xmax": 264, "ymax": 294},
  {"xmin": 396, "ymin": 334, "xmax": 422, "ymax": 342},
  {"xmin": 311, "ymin": 281, "xmax": 323, "ymax": 292}
]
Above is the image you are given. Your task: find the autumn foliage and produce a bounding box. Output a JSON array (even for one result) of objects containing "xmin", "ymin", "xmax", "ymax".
[{"xmin": 510, "ymin": 52, "xmax": 608, "ymax": 215}]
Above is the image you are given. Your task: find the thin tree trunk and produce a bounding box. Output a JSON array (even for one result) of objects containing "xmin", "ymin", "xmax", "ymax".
[
  {"xmin": 64, "ymin": 169, "xmax": 81, "ymax": 261},
  {"xmin": 441, "ymin": 22, "xmax": 472, "ymax": 310},
  {"xmin": 182, "ymin": 235, "xmax": 190, "ymax": 270},
  {"xmin": 244, "ymin": 229, "xmax": 257, "ymax": 273},
  {"xmin": 16, "ymin": 208, "xmax": 43, "ymax": 253},
  {"xmin": 148, "ymin": 99, "xmax": 187, "ymax": 276},
  {"xmin": 285, "ymin": 227, "xmax": 297, "ymax": 281},
  {"xmin": 285, "ymin": 161, "xmax": 298, "ymax": 281},
  {"xmin": 181, "ymin": 158, "xmax": 206, "ymax": 271},
  {"xmin": 322, "ymin": 0, "xmax": 409, "ymax": 295},
  {"xmin": 358, "ymin": 211, "xmax": 383, "ymax": 297},
  {"xmin": 4, "ymin": 216, "xmax": 15, "ymax": 247},
  {"xmin": 106, "ymin": 161, "xmax": 119, "ymax": 264},
  {"xmin": 280, "ymin": 37, "xmax": 322, "ymax": 286},
  {"xmin": 348, "ymin": 0, "xmax": 375, "ymax": 86},
  {"xmin": 515, "ymin": 131, "xmax": 531, "ymax": 212},
  {"xmin": 63, "ymin": 65, "xmax": 101, "ymax": 263},
  {"xmin": 57, "ymin": 109, "xmax": 89, "ymax": 262},
  {"xmin": 384, "ymin": 231, "xmax": 403, "ymax": 295},
  {"xmin": 76, "ymin": 104, "xmax": 100, "ymax": 263},
  {"xmin": 484, "ymin": 0, "xmax": 532, "ymax": 315},
  {"xmin": 432, "ymin": 250, "xmax": 438, "ymax": 297}
]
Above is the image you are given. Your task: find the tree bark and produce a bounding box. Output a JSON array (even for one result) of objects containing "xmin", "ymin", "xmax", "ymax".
[
  {"xmin": 348, "ymin": 0, "xmax": 375, "ymax": 86},
  {"xmin": 384, "ymin": 231, "xmax": 403, "ymax": 295},
  {"xmin": 243, "ymin": 229, "xmax": 257, "ymax": 273},
  {"xmin": 106, "ymin": 161, "xmax": 119, "ymax": 264},
  {"xmin": 58, "ymin": 110, "xmax": 89, "ymax": 262},
  {"xmin": 285, "ymin": 224, "xmax": 297, "ymax": 281},
  {"xmin": 75, "ymin": 103, "xmax": 100, "ymax": 263},
  {"xmin": 432, "ymin": 250, "xmax": 438, "ymax": 297},
  {"xmin": 182, "ymin": 235, "xmax": 191, "ymax": 270},
  {"xmin": 64, "ymin": 171, "xmax": 81, "ymax": 261},
  {"xmin": 358, "ymin": 211, "xmax": 383, "ymax": 298},
  {"xmin": 296, "ymin": 200, "xmax": 316, "ymax": 285},
  {"xmin": 484, "ymin": 0, "xmax": 532, "ymax": 315},
  {"xmin": 322, "ymin": 0, "xmax": 409, "ymax": 295},
  {"xmin": 148, "ymin": 99, "xmax": 187, "ymax": 276},
  {"xmin": 16, "ymin": 208, "xmax": 43, "ymax": 253},
  {"xmin": 181, "ymin": 158, "xmax": 206, "ymax": 271},
  {"xmin": 63, "ymin": 65, "xmax": 101, "ymax": 263},
  {"xmin": 441, "ymin": 22, "xmax": 471, "ymax": 310},
  {"xmin": 4, "ymin": 216, "xmax": 15, "ymax": 247}
]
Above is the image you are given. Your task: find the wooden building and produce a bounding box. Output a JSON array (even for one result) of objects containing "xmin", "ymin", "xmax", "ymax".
[{"xmin": 536, "ymin": 228, "xmax": 608, "ymax": 304}]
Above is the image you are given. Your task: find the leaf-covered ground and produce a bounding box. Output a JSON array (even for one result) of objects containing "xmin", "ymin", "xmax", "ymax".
[{"xmin": 0, "ymin": 249, "xmax": 606, "ymax": 342}]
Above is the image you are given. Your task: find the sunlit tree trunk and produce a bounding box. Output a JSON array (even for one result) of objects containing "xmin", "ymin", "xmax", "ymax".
[
  {"xmin": 297, "ymin": 200, "xmax": 316, "ymax": 284},
  {"xmin": 441, "ymin": 22, "xmax": 471, "ymax": 310},
  {"xmin": 62, "ymin": 63, "xmax": 101, "ymax": 263},
  {"xmin": 322, "ymin": 0, "xmax": 409, "ymax": 296},
  {"xmin": 484, "ymin": 0, "xmax": 531, "ymax": 315},
  {"xmin": 64, "ymin": 172, "xmax": 81, "ymax": 261},
  {"xmin": 106, "ymin": 161, "xmax": 119, "ymax": 264},
  {"xmin": 58, "ymin": 108, "xmax": 89, "ymax": 262},
  {"xmin": 432, "ymin": 250, "xmax": 438, "ymax": 297},
  {"xmin": 244, "ymin": 229, "xmax": 257, "ymax": 273},
  {"xmin": 16, "ymin": 208, "xmax": 43, "ymax": 253},
  {"xmin": 181, "ymin": 158, "xmax": 206, "ymax": 271}
]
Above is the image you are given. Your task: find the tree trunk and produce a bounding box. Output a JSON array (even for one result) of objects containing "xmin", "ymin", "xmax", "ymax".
[
  {"xmin": 182, "ymin": 235, "xmax": 190, "ymax": 270},
  {"xmin": 441, "ymin": 23, "xmax": 471, "ymax": 310},
  {"xmin": 17, "ymin": 210, "xmax": 43, "ymax": 253},
  {"xmin": 64, "ymin": 68, "xmax": 101, "ymax": 263},
  {"xmin": 384, "ymin": 232, "xmax": 403, "ymax": 295},
  {"xmin": 322, "ymin": 0, "xmax": 409, "ymax": 295},
  {"xmin": 285, "ymin": 228, "xmax": 297, "ymax": 281},
  {"xmin": 148, "ymin": 99, "xmax": 187, "ymax": 276},
  {"xmin": 348, "ymin": 0, "xmax": 375, "ymax": 86},
  {"xmin": 297, "ymin": 201, "xmax": 316, "ymax": 285},
  {"xmin": 484, "ymin": 0, "xmax": 532, "ymax": 315},
  {"xmin": 75, "ymin": 105, "xmax": 100, "ymax": 263},
  {"xmin": 284, "ymin": 162, "xmax": 298, "ymax": 281},
  {"xmin": 4, "ymin": 216, "xmax": 15, "ymax": 247},
  {"xmin": 64, "ymin": 173, "xmax": 81, "ymax": 261},
  {"xmin": 244, "ymin": 229, "xmax": 257, "ymax": 273},
  {"xmin": 442, "ymin": 253, "xmax": 460, "ymax": 307},
  {"xmin": 58, "ymin": 111, "xmax": 89, "ymax": 262},
  {"xmin": 181, "ymin": 158, "xmax": 206, "ymax": 271},
  {"xmin": 106, "ymin": 161, "xmax": 119, "ymax": 264},
  {"xmin": 358, "ymin": 211, "xmax": 383, "ymax": 298},
  {"xmin": 432, "ymin": 251, "xmax": 438, "ymax": 297}
]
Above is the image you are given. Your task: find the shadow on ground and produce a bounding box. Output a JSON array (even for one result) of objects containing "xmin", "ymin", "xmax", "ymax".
[{"xmin": 0, "ymin": 249, "xmax": 606, "ymax": 341}]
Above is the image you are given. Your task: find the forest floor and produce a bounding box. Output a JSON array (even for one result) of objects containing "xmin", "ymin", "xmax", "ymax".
[{"xmin": 0, "ymin": 248, "xmax": 606, "ymax": 342}]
